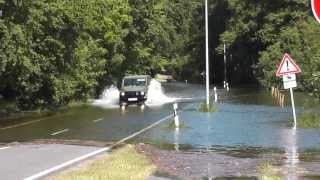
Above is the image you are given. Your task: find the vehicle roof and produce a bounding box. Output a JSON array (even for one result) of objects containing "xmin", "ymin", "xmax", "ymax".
[{"xmin": 123, "ymin": 75, "xmax": 151, "ymax": 79}]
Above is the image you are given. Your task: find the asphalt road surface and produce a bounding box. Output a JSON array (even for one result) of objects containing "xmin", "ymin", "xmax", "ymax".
[{"xmin": 0, "ymin": 144, "xmax": 101, "ymax": 180}]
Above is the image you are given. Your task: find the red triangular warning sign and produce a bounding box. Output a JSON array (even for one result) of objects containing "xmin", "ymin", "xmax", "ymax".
[{"xmin": 276, "ymin": 53, "xmax": 302, "ymax": 77}]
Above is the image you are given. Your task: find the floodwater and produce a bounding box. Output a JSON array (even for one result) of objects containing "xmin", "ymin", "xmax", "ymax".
[
  {"xmin": 1, "ymin": 81, "xmax": 320, "ymax": 178},
  {"xmin": 0, "ymin": 80, "xmax": 191, "ymax": 143}
]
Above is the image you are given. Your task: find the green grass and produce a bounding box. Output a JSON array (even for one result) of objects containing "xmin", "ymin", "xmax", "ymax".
[
  {"xmin": 199, "ymin": 102, "xmax": 218, "ymax": 112},
  {"xmin": 259, "ymin": 161, "xmax": 283, "ymax": 180},
  {"xmin": 166, "ymin": 120, "xmax": 188, "ymax": 129},
  {"xmin": 298, "ymin": 112, "xmax": 320, "ymax": 128},
  {"xmin": 54, "ymin": 145, "xmax": 156, "ymax": 180},
  {"xmin": 259, "ymin": 161, "xmax": 275, "ymax": 175}
]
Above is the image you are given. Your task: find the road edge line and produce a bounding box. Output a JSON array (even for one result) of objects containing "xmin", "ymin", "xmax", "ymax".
[
  {"xmin": 23, "ymin": 113, "xmax": 177, "ymax": 180},
  {"xmin": 0, "ymin": 117, "xmax": 51, "ymax": 130},
  {"xmin": 50, "ymin": 129, "xmax": 69, "ymax": 136},
  {"xmin": 24, "ymin": 147, "xmax": 110, "ymax": 180},
  {"xmin": 110, "ymin": 114, "xmax": 174, "ymax": 149},
  {"xmin": 93, "ymin": 118, "xmax": 104, "ymax": 123}
]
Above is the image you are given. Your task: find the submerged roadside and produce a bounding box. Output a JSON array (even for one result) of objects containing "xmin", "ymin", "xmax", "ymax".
[
  {"xmin": 48, "ymin": 143, "xmax": 320, "ymax": 180},
  {"xmin": 51, "ymin": 144, "xmax": 156, "ymax": 180},
  {"xmin": 0, "ymin": 100, "xmax": 90, "ymax": 129}
]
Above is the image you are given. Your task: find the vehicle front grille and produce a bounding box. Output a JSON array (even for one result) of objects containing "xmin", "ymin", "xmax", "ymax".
[{"xmin": 125, "ymin": 91, "xmax": 139, "ymax": 97}]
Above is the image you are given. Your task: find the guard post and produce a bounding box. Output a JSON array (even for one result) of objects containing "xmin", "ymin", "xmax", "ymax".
[
  {"xmin": 173, "ymin": 103, "xmax": 179, "ymax": 128},
  {"xmin": 214, "ymin": 87, "xmax": 218, "ymax": 102}
]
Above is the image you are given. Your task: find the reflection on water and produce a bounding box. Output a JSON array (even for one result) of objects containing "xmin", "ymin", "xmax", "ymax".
[
  {"xmin": 283, "ymin": 129, "xmax": 299, "ymax": 179},
  {"xmin": 174, "ymin": 128, "xmax": 179, "ymax": 152},
  {"xmin": 135, "ymin": 85, "xmax": 320, "ymax": 177}
]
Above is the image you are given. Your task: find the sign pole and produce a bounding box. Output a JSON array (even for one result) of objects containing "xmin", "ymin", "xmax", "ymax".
[
  {"xmin": 205, "ymin": 0, "xmax": 210, "ymax": 106},
  {"xmin": 289, "ymin": 88, "xmax": 297, "ymax": 129},
  {"xmin": 224, "ymin": 41, "xmax": 227, "ymax": 86}
]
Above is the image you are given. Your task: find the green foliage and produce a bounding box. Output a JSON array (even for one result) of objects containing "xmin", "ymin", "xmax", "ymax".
[
  {"xmin": 0, "ymin": 0, "xmax": 204, "ymax": 109},
  {"xmin": 217, "ymin": 0, "xmax": 320, "ymax": 97},
  {"xmin": 298, "ymin": 112, "xmax": 320, "ymax": 128},
  {"xmin": 2, "ymin": 0, "xmax": 319, "ymax": 110},
  {"xmin": 0, "ymin": 0, "xmax": 128, "ymax": 109}
]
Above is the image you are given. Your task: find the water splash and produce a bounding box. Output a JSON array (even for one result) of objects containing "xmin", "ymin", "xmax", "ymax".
[
  {"xmin": 92, "ymin": 79, "xmax": 177, "ymax": 108},
  {"xmin": 145, "ymin": 79, "xmax": 177, "ymax": 106},
  {"xmin": 92, "ymin": 85, "xmax": 120, "ymax": 108}
]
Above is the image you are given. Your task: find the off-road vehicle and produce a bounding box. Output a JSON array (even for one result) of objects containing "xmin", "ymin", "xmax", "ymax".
[{"xmin": 119, "ymin": 75, "xmax": 152, "ymax": 106}]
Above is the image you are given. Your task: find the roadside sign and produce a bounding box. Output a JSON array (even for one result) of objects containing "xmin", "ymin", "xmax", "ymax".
[
  {"xmin": 312, "ymin": 0, "xmax": 320, "ymax": 24},
  {"xmin": 276, "ymin": 53, "xmax": 302, "ymax": 129},
  {"xmin": 276, "ymin": 53, "xmax": 301, "ymax": 77},
  {"xmin": 283, "ymin": 74, "xmax": 297, "ymax": 89}
]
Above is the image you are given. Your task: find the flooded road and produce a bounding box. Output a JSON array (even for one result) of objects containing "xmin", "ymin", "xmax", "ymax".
[
  {"xmin": 1, "ymin": 82, "xmax": 320, "ymax": 178},
  {"xmin": 0, "ymin": 82, "xmax": 199, "ymax": 143}
]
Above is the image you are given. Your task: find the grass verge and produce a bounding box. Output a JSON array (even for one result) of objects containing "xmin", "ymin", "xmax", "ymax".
[
  {"xmin": 199, "ymin": 102, "xmax": 218, "ymax": 113},
  {"xmin": 298, "ymin": 112, "xmax": 320, "ymax": 128},
  {"xmin": 259, "ymin": 161, "xmax": 283, "ymax": 180},
  {"xmin": 53, "ymin": 145, "xmax": 156, "ymax": 180},
  {"xmin": 166, "ymin": 120, "xmax": 188, "ymax": 129}
]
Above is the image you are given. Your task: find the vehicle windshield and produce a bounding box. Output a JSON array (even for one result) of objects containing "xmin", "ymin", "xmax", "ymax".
[{"xmin": 123, "ymin": 78, "xmax": 146, "ymax": 86}]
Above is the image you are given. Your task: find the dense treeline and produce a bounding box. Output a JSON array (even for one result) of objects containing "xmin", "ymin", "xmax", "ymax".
[
  {"xmin": 0, "ymin": 0, "xmax": 319, "ymax": 110},
  {"xmin": 217, "ymin": 0, "xmax": 320, "ymax": 98},
  {"xmin": 0, "ymin": 0, "xmax": 203, "ymax": 109}
]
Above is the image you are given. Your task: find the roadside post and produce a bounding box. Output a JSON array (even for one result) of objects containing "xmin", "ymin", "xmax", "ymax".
[
  {"xmin": 276, "ymin": 53, "xmax": 302, "ymax": 129},
  {"xmin": 214, "ymin": 87, "xmax": 218, "ymax": 102},
  {"xmin": 173, "ymin": 103, "xmax": 179, "ymax": 128}
]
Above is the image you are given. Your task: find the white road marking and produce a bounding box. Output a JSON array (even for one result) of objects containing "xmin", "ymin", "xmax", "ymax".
[
  {"xmin": 0, "ymin": 147, "xmax": 10, "ymax": 150},
  {"xmin": 109, "ymin": 113, "xmax": 174, "ymax": 149},
  {"xmin": 24, "ymin": 104, "xmax": 192, "ymax": 180},
  {"xmin": 50, "ymin": 129, "xmax": 69, "ymax": 136},
  {"xmin": 0, "ymin": 117, "xmax": 51, "ymax": 130},
  {"xmin": 93, "ymin": 118, "xmax": 104, "ymax": 123},
  {"xmin": 23, "ymin": 147, "xmax": 110, "ymax": 180},
  {"xmin": 24, "ymin": 114, "xmax": 174, "ymax": 180}
]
